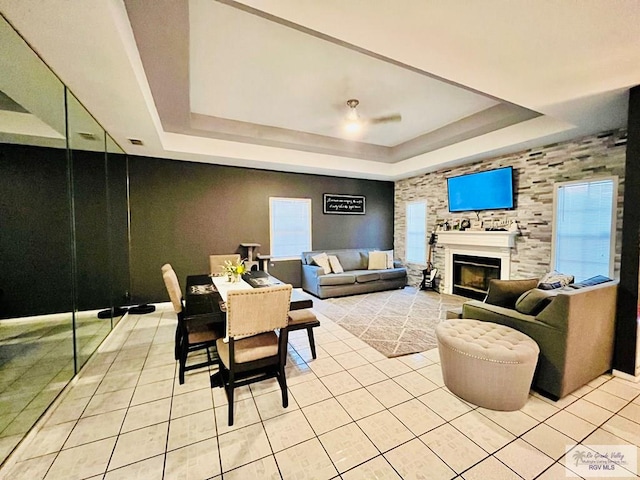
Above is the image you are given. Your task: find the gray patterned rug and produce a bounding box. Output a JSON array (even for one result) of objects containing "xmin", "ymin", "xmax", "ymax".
[{"xmin": 313, "ymin": 286, "xmax": 466, "ymax": 358}]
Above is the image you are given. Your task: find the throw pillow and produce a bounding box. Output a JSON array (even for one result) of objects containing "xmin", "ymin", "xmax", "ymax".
[
  {"xmin": 328, "ymin": 255, "xmax": 344, "ymax": 274},
  {"xmin": 382, "ymin": 250, "xmax": 394, "ymax": 269},
  {"xmin": 538, "ymin": 271, "xmax": 574, "ymax": 290},
  {"xmin": 568, "ymin": 275, "xmax": 612, "ymax": 289},
  {"xmin": 515, "ymin": 288, "xmax": 559, "ymax": 315},
  {"xmin": 311, "ymin": 252, "xmax": 332, "ymax": 274},
  {"xmin": 368, "ymin": 251, "xmax": 388, "ymax": 270}
]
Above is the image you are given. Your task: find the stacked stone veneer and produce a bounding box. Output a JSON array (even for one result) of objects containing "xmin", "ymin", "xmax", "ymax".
[{"xmin": 395, "ymin": 129, "xmax": 627, "ymax": 290}]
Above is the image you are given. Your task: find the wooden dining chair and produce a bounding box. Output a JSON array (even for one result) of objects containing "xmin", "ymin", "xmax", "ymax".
[
  {"xmin": 209, "ymin": 254, "xmax": 241, "ymax": 277},
  {"xmin": 215, "ymin": 284, "xmax": 292, "ymax": 426},
  {"xmin": 162, "ymin": 268, "xmax": 223, "ymax": 384}
]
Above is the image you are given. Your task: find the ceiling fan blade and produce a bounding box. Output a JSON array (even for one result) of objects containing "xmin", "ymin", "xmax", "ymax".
[{"xmin": 369, "ymin": 114, "xmax": 402, "ymax": 124}]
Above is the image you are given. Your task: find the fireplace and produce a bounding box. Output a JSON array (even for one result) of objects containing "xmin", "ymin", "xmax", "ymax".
[
  {"xmin": 435, "ymin": 231, "xmax": 518, "ymax": 296},
  {"xmin": 453, "ymin": 254, "xmax": 501, "ymax": 300}
]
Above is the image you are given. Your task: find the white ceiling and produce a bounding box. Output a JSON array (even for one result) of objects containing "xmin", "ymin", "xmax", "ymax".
[{"xmin": 0, "ymin": 0, "xmax": 638, "ymax": 180}]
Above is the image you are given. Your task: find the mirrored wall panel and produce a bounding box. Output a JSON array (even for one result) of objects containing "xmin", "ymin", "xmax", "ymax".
[{"xmin": 0, "ymin": 14, "xmax": 130, "ymax": 466}]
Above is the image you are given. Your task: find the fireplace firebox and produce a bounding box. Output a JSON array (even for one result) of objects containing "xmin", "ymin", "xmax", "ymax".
[{"xmin": 453, "ymin": 254, "xmax": 501, "ymax": 300}]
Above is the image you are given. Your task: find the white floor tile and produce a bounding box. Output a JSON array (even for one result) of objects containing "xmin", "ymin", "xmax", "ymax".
[
  {"xmin": 218, "ymin": 423, "xmax": 272, "ymax": 472},
  {"xmin": 366, "ymin": 379, "xmax": 413, "ymax": 408},
  {"xmin": 164, "ymin": 437, "xmax": 221, "ymax": 480},
  {"xmin": 320, "ymin": 422, "xmax": 378, "ymax": 473},
  {"xmin": 419, "ymin": 388, "xmax": 472, "ymax": 421},
  {"xmin": 45, "ymin": 437, "xmax": 116, "ymax": 480},
  {"xmin": 263, "ymin": 409, "xmax": 315, "ymax": 452},
  {"xmin": 357, "ymin": 410, "xmax": 414, "ymax": 453},
  {"xmin": 341, "ymin": 455, "xmax": 402, "ymax": 480},
  {"xmin": 103, "ymin": 454, "xmax": 164, "ymax": 480},
  {"xmin": 167, "ymin": 409, "xmax": 217, "ymax": 451},
  {"xmin": 302, "ymin": 397, "xmax": 352, "ymax": 435},
  {"xmin": 450, "ymin": 411, "xmax": 515, "ymax": 454},
  {"xmin": 522, "ymin": 423, "xmax": 577, "ymax": 461},
  {"xmin": 275, "ymin": 437, "xmax": 338, "ymax": 480},
  {"xmin": 108, "ymin": 422, "xmax": 168, "ymax": 471},
  {"xmin": 421, "ymin": 423, "xmax": 488, "ymax": 474},
  {"xmin": 461, "ymin": 455, "xmax": 520, "ymax": 480},
  {"xmin": 222, "ymin": 455, "xmax": 280, "ymax": 480},
  {"xmin": 385, "ymin": 438, "xmax": 455, "ymax": 480},
  {"xmin": 495, "ymin": 438, "xmax": 554, "ymax": 480},
  {"xmin": 337, "ymin": 387, "xmax": 385, "ymax": 420},
  {"xmin": 390, "ymin": 398, "xmax": 445, "ymax": 436}
]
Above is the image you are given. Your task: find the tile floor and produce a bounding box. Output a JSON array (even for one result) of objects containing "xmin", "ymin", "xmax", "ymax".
[{"xmin": 1, "ymin": 301, "xmax": 639, "ymax": 480}]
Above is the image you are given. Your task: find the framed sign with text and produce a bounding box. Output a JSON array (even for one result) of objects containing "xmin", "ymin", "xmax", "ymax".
[{"xmin": 323, "ymin": 194, "xmax": 366, "ymax": 215}]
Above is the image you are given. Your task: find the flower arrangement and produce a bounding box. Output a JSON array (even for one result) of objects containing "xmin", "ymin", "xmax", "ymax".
[{"xmin": 222, "ymin": 258, "xmax": 246, "ymax": 282}]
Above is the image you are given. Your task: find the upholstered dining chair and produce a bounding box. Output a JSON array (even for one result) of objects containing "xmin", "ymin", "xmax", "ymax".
[
  {"xmin": 216, "ymin": 284, "xmax": 292, "ymax": 426},
  {"xmin": 161, "ymin": 263, "xmax": 181, "ymax": 360},
  {"xmin": 209, "ymin": 254, "xmax": 241, "ymax": 277},
  {"xmin": 162, "ymin": 268, "xmax": 223, "ymax": 384}
]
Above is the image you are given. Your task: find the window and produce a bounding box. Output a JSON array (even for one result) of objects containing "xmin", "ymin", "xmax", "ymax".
[
  {"xmin": 406, "ymin": 201, "xmax": 427, "ymax": 264},
  {"xmin": 552, "ymin": 177, "xmax": 616, "ymax": 281},
  {"xmin": 269, "ymin": 197, "xmax": 312, "ymax": 259}
]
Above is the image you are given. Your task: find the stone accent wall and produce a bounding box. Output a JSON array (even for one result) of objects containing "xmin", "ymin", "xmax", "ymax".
[{"xmin": 395, "ymin": 129, "xmax": 627, "ymax": 290}]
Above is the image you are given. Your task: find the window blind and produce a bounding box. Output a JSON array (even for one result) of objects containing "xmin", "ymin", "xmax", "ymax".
[
  {"xmin": 269, "ymin": 197, "xmax": 312, "ymax": 259},
  {"xmin": 406, "ymin": 201, "xmax": 427, "ymax": 264},
  {"xmin": 554, "ymin": 179, "xmax": 615, "ymax": 281}
]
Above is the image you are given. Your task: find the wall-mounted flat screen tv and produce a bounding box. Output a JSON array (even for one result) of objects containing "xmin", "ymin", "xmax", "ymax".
[{"xmin": 447, "ymin": 166, "xmax": 514, "ymax": 212}]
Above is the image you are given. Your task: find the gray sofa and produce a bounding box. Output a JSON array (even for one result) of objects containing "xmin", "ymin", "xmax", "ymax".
[
  {"xmin": 462, "ymin": 277, "xmax": 618, "ymax": 399},
  {"xmin": 301, "ymin": 248, "xmax": 407, "ymax": 299}
]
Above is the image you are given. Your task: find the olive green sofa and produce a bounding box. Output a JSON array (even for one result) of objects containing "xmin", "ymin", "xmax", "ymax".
[{"xmin": 462, "ymin": 277, "xmax": 618, "ymax": 399}]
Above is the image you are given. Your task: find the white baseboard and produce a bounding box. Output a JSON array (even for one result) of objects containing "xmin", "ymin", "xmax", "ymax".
[{"xmin": 612, "ymin": 369, "xmax": 640, "ymax": 383}]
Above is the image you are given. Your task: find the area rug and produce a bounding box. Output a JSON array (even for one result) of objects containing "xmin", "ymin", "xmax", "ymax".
[{"xmin": 313, "ymin": 287, "xmax": 466, "ymax": 358}]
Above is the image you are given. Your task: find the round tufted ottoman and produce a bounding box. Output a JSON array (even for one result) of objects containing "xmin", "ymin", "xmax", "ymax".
[{"xmin": 435, "ymin": 319, "xmax": 540, "ymax": 411}]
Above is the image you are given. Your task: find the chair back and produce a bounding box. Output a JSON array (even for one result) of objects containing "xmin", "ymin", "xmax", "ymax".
[
  {"xmin": 162, "ymin": 269, "xmax": 183, "ymax": 314},
  {"xmin": 209, "ymin": 254, "xmax": 241, "ymax": 276},
  {"xmin": 161, "ymin": 263, "xmax": 174, "ymax": 274},
  {"xmin": 226, "ymin": 284, "xmax": 292, "ymax": 337}
]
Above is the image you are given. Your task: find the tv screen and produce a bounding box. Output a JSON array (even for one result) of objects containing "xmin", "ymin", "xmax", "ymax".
[{"xmin": 447, "ymin": 167, "xmax": 514, "ymax": 212}]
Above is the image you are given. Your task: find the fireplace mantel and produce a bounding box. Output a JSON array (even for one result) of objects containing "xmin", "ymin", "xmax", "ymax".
[
  {"xmin": 436, "ymin": 230, "xmax": 519, "ymax": 248},
  {"xmin": 436, "ymin": 230, "xmax": 519, "ymax": 295}
]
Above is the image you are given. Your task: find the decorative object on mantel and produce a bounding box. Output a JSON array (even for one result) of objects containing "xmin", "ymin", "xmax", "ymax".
[
  {"xmin": 485, "ymin": 218, "xmax": 511, "ymax": 231},
  {"xmin": 323, "ymin": 193, "xmax": 366, "ymax": 214}
]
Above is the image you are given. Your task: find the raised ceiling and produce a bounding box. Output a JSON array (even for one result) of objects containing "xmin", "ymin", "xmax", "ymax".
[{"xmin": 1, "ymin": 0, "xmax": 639, "ymax": 180}]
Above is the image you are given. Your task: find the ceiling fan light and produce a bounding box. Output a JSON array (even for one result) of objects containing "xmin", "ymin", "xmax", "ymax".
[{"xmin": 344, "ymin": 119, "xmax": 362, "ymax": 133}]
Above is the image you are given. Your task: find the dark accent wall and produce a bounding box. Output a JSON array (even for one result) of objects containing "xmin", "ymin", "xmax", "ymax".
[
  {"xmin": 0, "ymin": 144, "xmax": 73, "ymax": 317},
  {"xmin": 128, "ymin": 156, "xmax": 394, "ymax": 303},
  {"xmin": 615, "ymin": 85, "xmax": 640, "ymax": 376}
]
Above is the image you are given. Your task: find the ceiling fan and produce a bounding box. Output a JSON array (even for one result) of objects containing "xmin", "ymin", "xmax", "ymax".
[{"xmin": 344, "ymin": 99, "xmax": 401, "ymax": 133}]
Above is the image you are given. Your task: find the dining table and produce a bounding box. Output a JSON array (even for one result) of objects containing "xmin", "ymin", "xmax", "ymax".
[{"xmin": 183, "ymin": 270, "xmax": 313, "ymax": 386}]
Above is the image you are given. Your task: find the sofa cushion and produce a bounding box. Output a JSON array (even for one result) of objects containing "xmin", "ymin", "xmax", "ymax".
[
  {"xmin": 380, "ymin": 268, "xmax": 407, "ymax": 280},
  {"xmin": 336, "ymin": 250, "xmax": 366, "ymax": 271},
  {"xmin": 382, "ymin": 250, "xmax": 394, "ymax": 268},
  {"xmin": 485, "ymin": 278, "xmax": 539, "ymax": 308},
  {"xmin": 311, "ymin": 252, "xmax": 332, "ymax": 274},
  {"xmin": 538, "ymin": 271, "xmax": 574, "ymax": 290},
  {"xmin": 328, "ymin": 255, "xmax": 344, "ymax": 273},
  {"xmin": 515, "ymin": 288, "xmax": 559, "ymax": 315},
  {"xmin": 368, "ymin": 251, "xmax": 388, "ymax": 270},
  {"xmin": 355, "ymin": 271, "xmax": 380, "ymax": 283},
  {"xmin": 318, "ymin": 273, "xmax": 356, "ymax": 286}
]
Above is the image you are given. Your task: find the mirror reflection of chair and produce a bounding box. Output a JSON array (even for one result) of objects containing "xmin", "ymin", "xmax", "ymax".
[
  {"xmin": 162, "ymin": 266, "xmax": 223, "ymax": 384},
  {"xmin": 216, "ymin": 284, "xmax": 292, "ymax": 426},
  {"xmin": 209, "ymin": 254, "xmax": 241, "ymax": 277}
]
